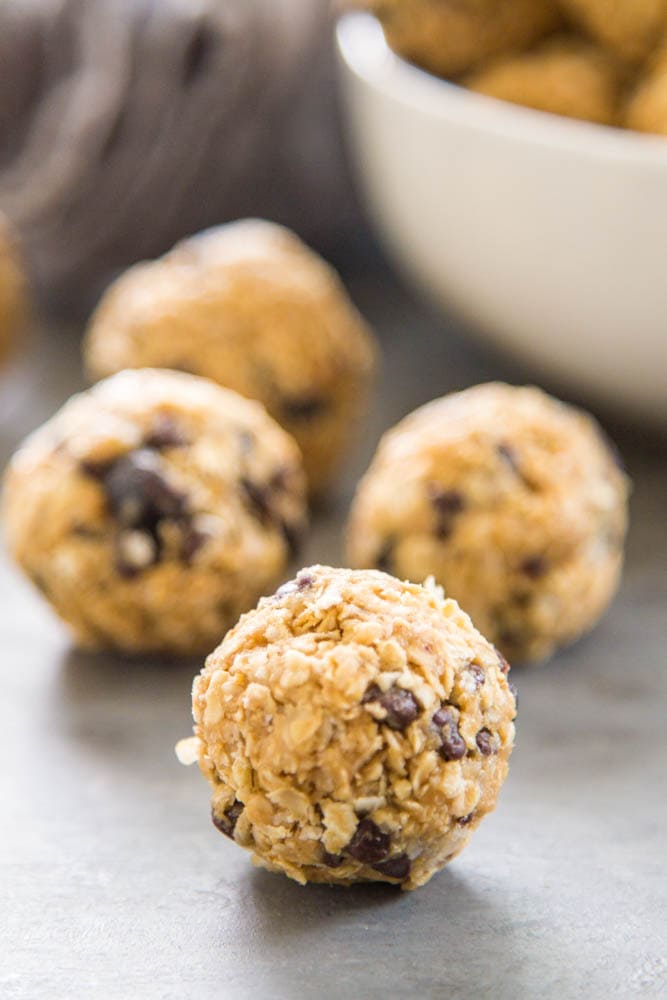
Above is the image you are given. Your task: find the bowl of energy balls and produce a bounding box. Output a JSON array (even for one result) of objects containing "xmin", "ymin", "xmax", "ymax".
[{"xmin": 336, "ymin": 3, "xmax": 667, "ymax": 424}]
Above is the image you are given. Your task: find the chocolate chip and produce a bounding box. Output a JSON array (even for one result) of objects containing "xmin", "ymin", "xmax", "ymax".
[
  {"xmin": 456, "ymin": 813, "xmax": 475, "ymax": 826},
  {"xmin": 432, "ymin": 706, "xmax": 466, "ymax": 761},
  {"xmin": 103, "ymin": 450, "xmax": 186, "ymax": 530},
  {"xmin": 240, "ymin": 477, "xmax": 273, "ymax": 526},
  {"xmin": 346, "ymin": 819, "xmax": 390, "ymax": 864},
  {"xmin": 520, "ymin": 555, "xmax": 548, "ymax": 578},
  {"xmin": 281, "ymin": 395, "xmax": 328, "ymax": 422},
  {"xmin": 467, "ymin": 664, "xmax": 486, "ymax": 689},
  {"xmin": 80, "ymin": 456, "xmax": 114, "ymax": 480},
  {"xmin": 270, "ymin": 465, "xmax": 293, "ymax": 492},
  {"xmin": 321, "ymin": 850, "xmax": 344, "ymax": 868},
  {"xmin": 276, "ymin": 571, "xmax": 315, "ymax": 598},
  {"xmin": 211, "ymin": 800, "xmax": 243, "ymax": 839},
  {"xmin": 280, "ymin": 518, "xmax": 303, "ymax": 560},
  {"xmin": 181, "ymin": 526, "xmax": 208, "ymax": 565},
  {"xmin": 428, "ymin": 486, "xmax": 465, "ymax": 540},
  {"xmin": 363, "ymin": 684, "xmax": 420, "ymax": 731},
  {"xmin": 372, "ymin": 853, "xmax": 411, "ymax": 880},
  {"xmin": 497, "ymin": 441, "xmax": 536, "ymax": 490},
  {"xmin": 497, "ymin": 441, "xmax": 520, "ymax": 474},
  {"xmin": 375, "ymin": 539, "xmax": 395, "ymax": 574},
  {"xmin": 144, "ymin": 414, "xmax": 187, "ymax": 450},
  {"xmin": 496, "ymin": 649, "xmax": 511, "ymax": 674},
  {"xmin": 475, "ymin": 728, "xmax": 497, "ymax": 756}
]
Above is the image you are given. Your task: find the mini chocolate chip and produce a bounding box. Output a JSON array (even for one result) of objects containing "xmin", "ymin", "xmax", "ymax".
[
  {"xmin": 181, "ymin": 526, "xmax": 208, "ymax": 565},
  {"xmin": 211, "ymin": 800, "xmax": 243, "ymax": 839},
  {"xmin": 346, "ymin": 819, "xmax": 390, "ymax": 864},
  {"xmin": 496, "ymin": 649, "xmax": 511, "ymax": 674},
  {"xmin": 144, "ymin": 414, "xmax": 187, "ymax": 450},
  {"xmin": 276, "ymin": 570, "xmax": 315, "ymax": 598},
  {"xmin": 270, "ymin": 465, "xmax": 293, "ymax": 492},
  {"xmin": 433, "ymin": 706, "xmax": 466, "ymax": 761},
  {"xmin": 497, "ymin": 441, "xmax": 537, "ymax": 490},
  {"xmin": 520, "ymin": 555, "xmax": 548, "ymax": 578},
  {"xmin": 80, "ymin": 456, "xmax": 114, "ymax": 480},
  {"xmin": 375, "ymin": 539, "xmax": 395, "ymax": 574},
  {"xmin": 281, "ymin": 518, "xmax": 303, "ymax": 560},
  {"xmin": 497, "ymin": 441, "xmax": 520, "ymax": 474},
  {"xmin": 240, "ymin": 477, "xmax": 273, "ymax": 526},
  {"xmin": 467, "ymin": 664, "xmax": 485, "ymax": 689},
  {"xmin": 103, "ymin": 449, "xmax": 186, "ymax": 531},
  {"xmin": 475, "ymin": 728, "xmax": 497, "ymax": 756},
  {"xmin": 428, "ymin": 486, "xmax": 465, "ymax": 540},
  {"xmin": 372, "ymin": 853, "xmax": 411, "ymax": 880},
  {"xmin": 321, "ymin": 850, "xmax": 344, "ymax": 868},
  {"xmin": 456, "ymin": 813, "xmax": 475, "ymax": 826},
  {"xmin": 281, "ymin": 395, "xmax": 329, "ymax": 422},
  {"xmin": 363, "ymin": 684, "xmax": 420, "ymax": 731}
]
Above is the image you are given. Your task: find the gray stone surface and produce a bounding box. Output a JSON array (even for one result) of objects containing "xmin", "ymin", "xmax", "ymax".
[{"xmin": 1, "ymin": 259, "xmax": 666, "ymax": 999}]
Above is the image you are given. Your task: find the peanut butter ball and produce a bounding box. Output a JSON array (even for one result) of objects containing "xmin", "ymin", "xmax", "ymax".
[
  {"xmin": 84, "ymin": 220, "xmax": 376, "ymax": 495},
  {"xmin": 178, "ymin": 566, "xmax": 516, "ymax": 889},
  {"xmin": 347, "ymin": 384, "xmax": 629, "ymax": 664},
  {"xmin": 3, "ymin": 369, "xmax": 307, "ymax": 655}
]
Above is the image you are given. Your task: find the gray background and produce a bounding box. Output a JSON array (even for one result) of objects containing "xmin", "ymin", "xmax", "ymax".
[{"xmin": 2, "ymin": 252, "xmax": 666, "ymax": 999}]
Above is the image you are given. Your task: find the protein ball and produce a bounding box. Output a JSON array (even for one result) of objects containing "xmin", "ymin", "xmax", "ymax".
[
  {"xmin": 465, "ymin": 36, "xmax": 623, "ymax": 126},
  {"xmin": 177, "ymin": 566, "xmax": 516, "ymax": 890},
  {"xmin": 556, "ymin": 0, "xmax": 667, "ymax": 64},
  {"xmin": 3, "ymin": 369, "xmax": 307, "ymax": 655},
  {"xmin": 347, "ymin": 383, "xmax": 629, "ymax": 664},
  {"xmin": 367, "ymin": 0, "xmax": 560, "ymax": 78},
  {"xmin": 624, "ymin": 45, "xmax": 667, "ymax": 135},
  {"xmin": 0, "ymin": 215, "xmax": 28, "ymax": 365},
  {"xmin": 83, "ymin": 219, "xmax": 377, "ymax": 496}
]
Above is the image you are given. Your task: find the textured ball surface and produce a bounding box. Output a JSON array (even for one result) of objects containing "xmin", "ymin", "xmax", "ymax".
[
  {"xmin": 84, "ymin": 220, "xmax": 376, "ymax": 494},
  {"xmin": 347, "ymin": 384, "xmax": 629, "ymax": 664},
  {"xmin": 184, "ymin": 565, "xmax": 516, "ymax": 889},
  {"xmin": 3, "ymin": 369, "xmax": 307, "ymax": 654},
  {"xmin": 369, "ymin": 0, "xmax": 560, "ymax": 77},
  {"xmin": 465, "ymin": 36, "xmax": 623, "ymax": 125}
]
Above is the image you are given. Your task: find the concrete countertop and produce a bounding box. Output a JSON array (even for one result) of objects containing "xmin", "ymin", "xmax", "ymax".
[{"xmin": 2, "ymin": 256, "xmax": 666, "ymax": 999}]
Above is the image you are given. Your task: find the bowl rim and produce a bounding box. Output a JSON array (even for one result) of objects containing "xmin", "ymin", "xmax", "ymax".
[{"xmin": 336, "ymin": 12, "xmax": 667, "ymax": 166}]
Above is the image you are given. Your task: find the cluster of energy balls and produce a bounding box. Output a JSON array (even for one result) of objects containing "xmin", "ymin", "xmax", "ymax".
[
  {"xmin": 365, "ymin": 0, "xmax": 667, "ymax": 134},
  {"xmin": 2, "ymin": 216, "xmax": 629, "ymax": 889}
]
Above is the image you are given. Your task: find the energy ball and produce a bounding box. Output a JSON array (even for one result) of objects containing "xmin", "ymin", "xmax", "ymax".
[
  {"xmin": 178, "ymin": 566, "xmax": 516, "ymax": 890},
  {"xmin": 368, "ymin": 0, "xmax": 560, "ymax": 78},
  {"xmin": 0, "ymin": 215, "xmax": 28, "ymax": 365},
  {"xmin": 347, "ymin": 384, "xmax": 629, "ymax": 664},
  {"xmin": 84, "ymin": 219, "xmax": 377, "ymax": 495},
  {"xmin": 624, "ymin": 46, "xmax": 667, "ymax": 134},
  {"xmin": 3, "ymin": 369, "xmax": 307, "ymax": 655},
  {"xmin": 465, "ymin": 36, "xmax": 623, "ymax": 125},
  {"xmin": 557, "ymin": 0, "xmax": 667, "ymax": 64}
]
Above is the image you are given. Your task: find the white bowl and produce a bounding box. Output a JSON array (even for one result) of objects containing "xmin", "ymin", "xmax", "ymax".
[{"xmin": 336, "ymin": 13, "xmax": 667, "ymax": 424}]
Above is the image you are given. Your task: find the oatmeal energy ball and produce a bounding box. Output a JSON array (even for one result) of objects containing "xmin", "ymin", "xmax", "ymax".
[
  {"xmin": 3, "ymin": 369, "xmax": 307, "ymax": 654},
  {"xmin": 625, "ymin": 45, "xmax": 667, "ymax": 134},
  {"xmin": 0, "ymin": 215, "xmax": 28, "ymax": 365},
  {"xmin": 557, "ymin": 0, "xmax": 667, "ymax": 64},
  {"xmin": 465, "ymin": 36, "xmax": 623, "ymax": 125},
  {"xmin": 347, "ymin": 384, "xmax": 629, "ymax": 664},
  {"xmin": 84, "ymin": 219, "xmax": 377, "ymax": 495},
  {"xmin": 368, "ymin": 0, "xmax": 560, "ymax": 77},
  {"xmin": 177, "ymin": 566, "xmax": 516, "ymax": 889}
]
